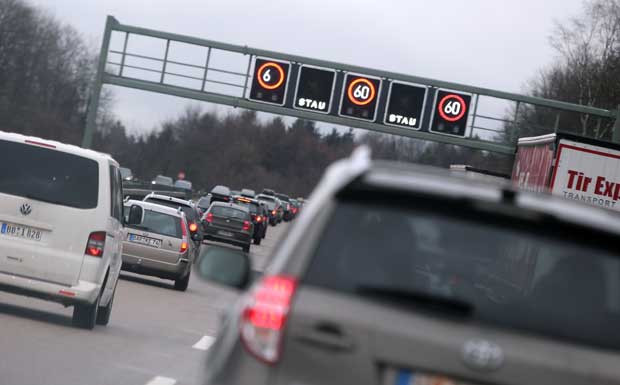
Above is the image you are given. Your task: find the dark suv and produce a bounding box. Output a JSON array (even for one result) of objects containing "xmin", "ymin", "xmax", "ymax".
[
  {"xmin": 197, "ymin": 148, "xmax": 620, "ymax": 385},
  {"xmin": 275, "ymin": 193, "xmax": 293, "ymax": 221}
]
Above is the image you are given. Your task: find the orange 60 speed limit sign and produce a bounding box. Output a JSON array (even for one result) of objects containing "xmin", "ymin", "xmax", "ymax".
[
  {"xmin": 249, "ymin": 58, "xmax": 290, "ymax": 106},
  {"xmin": 339, "ymin": 73, "xmax": 382, "ymax": 121}
]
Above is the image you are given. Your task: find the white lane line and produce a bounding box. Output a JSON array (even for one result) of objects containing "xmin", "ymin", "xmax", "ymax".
[
  {"xmin": 192, "ymin": 335, "xmax": 215, "ymax": 351},
  {"xmin": 145, "ymin": 376, "xmax": 176, "ymax": 385}
]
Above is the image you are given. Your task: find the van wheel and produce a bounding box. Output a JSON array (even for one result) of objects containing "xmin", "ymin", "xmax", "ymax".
[
  {"xmin": 174, "ymin": 270, "xmax": 190, "ymax": 292},
  {"xmin": 96, "ymin": 282, "xmax": 116, "ymax": 326},
  {"xmin": 73, "ymin": 294, "xmax": 100, "ymax": 330}
]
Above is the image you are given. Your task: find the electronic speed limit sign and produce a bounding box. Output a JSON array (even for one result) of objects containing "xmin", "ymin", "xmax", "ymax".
[
  {"xmin": 248, "ymin": 58, "xmax": 291, "ymax": 105},
  {"xmin": 339, "ymin": 73, "xmax": 382, "ymax": 121},
  {"xmin": 430, "ymin": 89, "xmax": 472, "ymax": 137}
]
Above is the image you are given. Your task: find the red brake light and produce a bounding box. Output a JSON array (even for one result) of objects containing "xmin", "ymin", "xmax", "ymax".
[
  {"xmin": 256, "ymin": 216, "xmax": 262, "ymax": 223},
  {"xmin": 205, "ymin": 212, "xmax": 213, "ymax": 223},
  {"xmin": 189, "ymin": 222, "xmax": 198, "ymax": 233},
  {"xmin": 85, "ymin": 231, "xmax": 106, "ymax": 257},
  {"xmin": 240, "ymin": 275, "xmax": 297, "ymax": 364},
  {"xmin": 242, "ymin": 220, "xmax": 251, "ymax": 231},
  {"xmin": 272, "ymin": 210, "xmax": 277, "ymax": 215}
]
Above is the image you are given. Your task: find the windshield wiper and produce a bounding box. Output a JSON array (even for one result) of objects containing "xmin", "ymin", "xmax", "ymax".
[{"xmin": 355, "ymin": 286, "xmax": 474, "ymax": 317}]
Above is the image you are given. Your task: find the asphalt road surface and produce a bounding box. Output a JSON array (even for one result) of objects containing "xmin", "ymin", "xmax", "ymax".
[{"xmin": 0, "ymin": 222, "xmax": 290, "ymax": 385}]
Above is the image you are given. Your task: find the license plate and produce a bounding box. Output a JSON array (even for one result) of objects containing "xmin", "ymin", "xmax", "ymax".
[
  {"xmin": 387, "ymin": 370, "xmax": 474, "ymax": 385},
  {"xmin": 0, "ymin": 222, "xmax": 44, "ymax": 242},
  {"xmin": 128, "ymin": 233, "xmax": 162, "ymax": 248},
  {"xmin": 218, "ymin": 230, "xmax": 234, "ymax": 237}
]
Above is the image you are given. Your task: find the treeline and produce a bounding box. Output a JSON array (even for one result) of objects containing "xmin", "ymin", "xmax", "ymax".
[
  {"xmin": 0, "ymin": 0, "xmax": 104, "ymax": 144},
  {"xmin": 504, "ymin": 0, "xmax": 620, "ymax": 143},
  {"xmin": 92, "ymin": 109, "xmax": 356, "ymax": 197}
]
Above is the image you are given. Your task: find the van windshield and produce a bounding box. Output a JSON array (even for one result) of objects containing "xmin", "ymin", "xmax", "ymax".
[{"xmin": 0, "ymin": 140, "xmax": 99, "ymax": 209}]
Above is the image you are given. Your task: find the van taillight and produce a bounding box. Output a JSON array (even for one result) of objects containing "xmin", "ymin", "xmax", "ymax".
[
  {"xmin": 242, "ymin": 220, "xmax": 251, "ymax": 231},
  {"xmin": 85, "ymin": 232, "xmax": 106, "ymax": 257},
  {"xmin": 240, "ymin": 275, "xmax": 297, "ymax": 364},
  {"xmin": 180, "ymin": 241, "xmax": 188, "ymax": 253},
  {"xmin": 205, "ymin": 212, "xmax": 213, "ymax": 223}
]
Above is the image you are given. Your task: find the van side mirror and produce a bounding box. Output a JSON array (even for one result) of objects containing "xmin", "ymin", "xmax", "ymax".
[
  {"xmin": 195, "ymin": 246, "xmax": 251, "ymax": 290},
  {"xmin": 127, "ymin": 205, "xmax": 144, "ymax": 225}
]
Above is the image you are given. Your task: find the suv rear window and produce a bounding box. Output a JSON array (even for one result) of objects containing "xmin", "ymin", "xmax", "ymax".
[
  {"xmin": 128, "ymin": 209, "xmax": 182, "ymax": 238},
  {"xmin": 305, "ymin": 201, "xmax": 620, "ymax": 351},
  {"xmin": 211, "ymin": 206, "xmax": 249, "ymax": 220},
  {"xmin": 0, "ymin": 140, "xmax": 99, "ymax": 209},
  {"xmin": 144, "ymin": 198, "xmax": 199, "ymax": 223}
]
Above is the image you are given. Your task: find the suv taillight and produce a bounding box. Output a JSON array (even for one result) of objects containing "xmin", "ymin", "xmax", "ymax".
[
  {"xmin": 242, "ymin": 220, "xmax": 251, "ymax": 231},
  {"xmin": 85, "ymin": 232, "xmax": 106, "ymax": 257},
  {"xmin": 240, "ymin": 275, "xmax": 297, "ymax": 364},
  {"xmin": 180, "ymin": 219, "xmax": 189, "ymax": 252},
  {"xmin": 205, "ymin": 212, "xmax": 213, "ymax": 223}
]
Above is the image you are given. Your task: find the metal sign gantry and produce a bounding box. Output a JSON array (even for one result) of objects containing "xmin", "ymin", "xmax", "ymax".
[{"xmin": 82, "ymin": 16, "xmax": 618, "ymax": 155}]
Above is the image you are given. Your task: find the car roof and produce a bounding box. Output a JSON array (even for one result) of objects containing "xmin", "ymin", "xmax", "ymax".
[
  {"xmin": 210, "ymin": 201, "xmax": 250, "ymax": 212},
  {"xmin": 125, "ymin": 200, "xmax": 184, "ymax": 218},
  {"xmin": 0, "ymin": 130, "xmax": 117, "ymax": 165},
  {"xmin": 211, "ymin": 185, "xmax": 230, "ymax": 194},
  {"xmin": 144, "ymin": 193, "xmax": 193, "ymax": 207}
]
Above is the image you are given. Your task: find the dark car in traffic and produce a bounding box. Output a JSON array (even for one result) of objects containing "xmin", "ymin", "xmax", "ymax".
[
  {"xmin": 202, "ymin": 202, "xmax": 253, "ymax": 252},
  {"xmin": 197, "ymin": 147, "xmax": 620, "ymax": 385},
  {"xmin": 256, "ymin": 194, "xmax": 282, "ymax": 225},
  {"xmin": 275, "ymin": 193, "xmax": 293, "ymax": 221},
  {"xmin": 233, "ymin": 196, "xmax": 267, "ymax": 245}
]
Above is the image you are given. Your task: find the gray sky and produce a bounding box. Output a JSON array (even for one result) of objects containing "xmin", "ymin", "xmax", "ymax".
[{"xmin": 32, "ymin": 0, "xmax": 584, "ymax": 135}]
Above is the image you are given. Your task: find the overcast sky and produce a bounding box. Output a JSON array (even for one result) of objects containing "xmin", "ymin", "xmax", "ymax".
[{"xmin": 32, "ymin": 0, "xmax": 585, "ymax": 135}]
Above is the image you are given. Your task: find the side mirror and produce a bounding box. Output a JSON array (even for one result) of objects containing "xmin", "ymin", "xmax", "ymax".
[
  {"xmin": 127, "ymin": 205, "xmax": 144, "ymax": 225},
  {"xmin": 191, "ymin": 233, "xmax": 203, "ymax": 242},
  {"xmin": 195, "ymin": 246, "xmax": 251, "ymax": 290}
]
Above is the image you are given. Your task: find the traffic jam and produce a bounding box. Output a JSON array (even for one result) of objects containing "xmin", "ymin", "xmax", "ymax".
[{"xmin": 2, "ymin": 5, "xmax": 620, "ymax": 385}]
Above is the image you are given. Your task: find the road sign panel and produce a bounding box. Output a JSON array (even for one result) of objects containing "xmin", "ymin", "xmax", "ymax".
[
  {"xmin": 293, "ymin": 65, "xmax": 336, "ymax": 114},
  {"xmin": 430, "ymin": 89, "xmax": 472, "ymax": 137},
  {"xmin": 383, "ymin": 81, "xmax": 428, "ymax": 130},
  {"xmin": 339, "ymin": 73, "xmax": 381, "ymax": 122},
  {"xmin": 249, "ymin": 58, "xmax": 290, "ymax": 106}
]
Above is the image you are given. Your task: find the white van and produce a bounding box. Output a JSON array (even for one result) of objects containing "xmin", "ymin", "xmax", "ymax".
[{"xmin": 0, "ymin": 131, "xmax": 123, "ymax": 329}]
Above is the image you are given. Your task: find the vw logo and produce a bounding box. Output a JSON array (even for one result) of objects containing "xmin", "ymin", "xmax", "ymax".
[
  {"xmin": 462, "ymin": 339, "xmax": 504, "ymax": 372},
  {"xmin": 20, "ymin": 203, "xmax": 32, "ymax": 216}
]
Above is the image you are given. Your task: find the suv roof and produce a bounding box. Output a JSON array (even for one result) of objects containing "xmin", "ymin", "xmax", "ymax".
[
  {"xmin": 211, "ymin": 185, "xmax": 231, "ymax": 196},
  {"xmin": 0, "ymin": 130, "xmax": 116, "ymax": 165},
  {"xmin": 143, "ymin": 193, "xmax": 194, "ymax": 209},
  {"xmin": 125, "ymin": 199, "xmax": 184, "ymax": 218}
]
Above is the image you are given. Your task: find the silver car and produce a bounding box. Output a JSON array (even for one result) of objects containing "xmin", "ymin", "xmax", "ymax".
[
  {"xmin": 198, "ymin": 148, "xmax": 620, "ymax": 385},
  {"xmin": 121, "ymin": 200, "xmax": 197, "ymax": 291}
]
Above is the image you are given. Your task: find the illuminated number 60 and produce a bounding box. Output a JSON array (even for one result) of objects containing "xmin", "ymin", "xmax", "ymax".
[
  {"xmin": 353, "ymin": 85, "xmax": 370, "ymax": 100},
  {"xmin": 444, "ymin": 100, "xmax": 461, "ymax": 116}
]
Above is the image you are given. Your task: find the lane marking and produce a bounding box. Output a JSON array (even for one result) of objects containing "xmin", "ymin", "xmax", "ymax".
[
  {"xmin": 193, "ymin": 335, "xmax": 215, "ymax": 351},
  {"xmin": 145, "ymin": 376, "xmax": 176, "ymax": 385}
]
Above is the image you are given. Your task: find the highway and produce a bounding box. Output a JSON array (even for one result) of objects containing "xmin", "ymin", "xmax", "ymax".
[{"xmin": 0, "ymin": 223, "xmax": 289, "ymax": 385}]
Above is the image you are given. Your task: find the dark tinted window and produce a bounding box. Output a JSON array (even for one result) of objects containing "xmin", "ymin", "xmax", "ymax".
[
  {"xmin": 198, "ymin": 197, "xmax": 211, "ymax": 209},
  {"xmin": 211, "ymin": 206, "xmax": 249, "ymax": 220},
  {"xmin": 0, "ymin": 140, "xmax": 99, "ymax": 209},
  {"xmin": 109, "ymin": 166, "xmax": 123, "ymax": 221},
  {"xmin": 127, "ymin": 209, "xmax": 182, "ymax": 238},
  {"xmin": 305, "ymin": 201, "xmax": 620, "ymax": 351}
]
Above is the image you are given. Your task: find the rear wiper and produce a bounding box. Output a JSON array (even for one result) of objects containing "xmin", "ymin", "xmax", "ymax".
[{"xmin": 355, "ymin": 286, "xmax": 474, "ymax": 317}]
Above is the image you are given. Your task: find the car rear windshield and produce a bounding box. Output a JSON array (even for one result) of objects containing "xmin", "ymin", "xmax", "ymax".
[
  {"xmin": 0, "ymin": 140, "xmax": 99, "ymax": 209},
  {"xmin": 211, "ymin": 206, "xmax": 248, "ymax": 220},
  {"xmin": 259, "ymin": 199, "xmax": 276, "ymax": 210},
  {"xmin": 144, "ymin": 198, "xmax": 199, "ymax": 223},
  {"xmin": 197, "ymin": 197, "xmax": 210, "ymax": 209},
  {"xmin": 128, "ymin": 209, "xmax": 182, "ymax": 239},
  {"xmin": 304, "ymin": 201, "xmax": 620, "ymax": 351}
]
